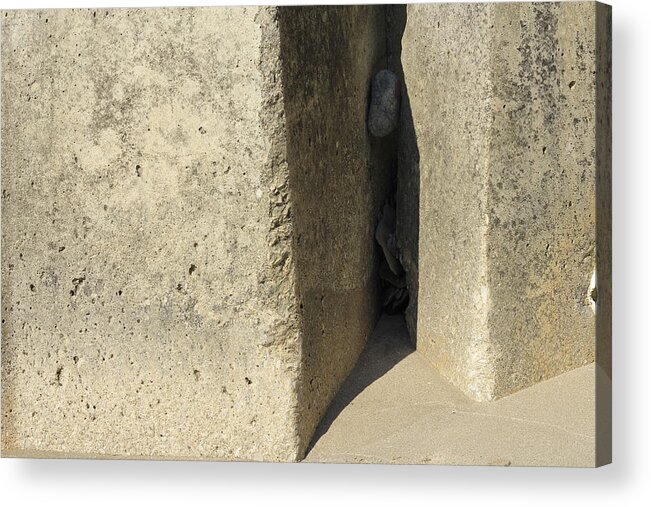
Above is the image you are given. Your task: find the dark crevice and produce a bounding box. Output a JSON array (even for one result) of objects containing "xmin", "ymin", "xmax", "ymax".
[
  {"xmin": 390, "ymin": 4, "xmax": 420, "ymax": 344},
  {"xmin": 304, "ymin": 4, "xmax": 420, "ymax": 458},
  {"xmin": 371, "ymin": 5, "xmax": 412, "ymax": 319}
]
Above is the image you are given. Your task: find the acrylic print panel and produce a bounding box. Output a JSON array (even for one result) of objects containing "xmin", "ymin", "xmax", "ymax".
[{"xmin": 1, "ymin": 2, "xmax": 611, "ymax": 466}]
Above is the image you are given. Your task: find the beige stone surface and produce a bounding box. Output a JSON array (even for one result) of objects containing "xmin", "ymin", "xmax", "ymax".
[
  {"xmin": 277, "ymin": 5, "xmax": 391, "ymax": 453},
  {"xmin": 398, "ymin": 2, "xmax": 611, "ymax": 401},
  {"xmin": 1, "ymin": 3, "xmax": 610, "ymax": 465},
  {"xmin": 1, "ymin": 6, "xmax": 388, "ymax": 461},
  {"xmin": 306, "ymin": 314, "xmax": 605, "ymax": 467},
  {"xmin": 1, "ymin": 6, "xmax": 297, "ymax": 462}
]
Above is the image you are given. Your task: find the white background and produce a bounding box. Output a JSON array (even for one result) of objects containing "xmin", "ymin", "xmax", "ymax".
[{"xmin": 0, "ymin": 0, "xmax": 648, "ymax": 505}]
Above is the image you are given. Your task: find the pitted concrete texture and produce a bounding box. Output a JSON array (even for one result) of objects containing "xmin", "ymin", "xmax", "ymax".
[
  {"xmin": 277, "ymin": 6, "xmax": 391, "ymax": 450},
  {"xmin": 399, "ymin": 2, "xmax": 612, "ymax": 401},
  {"xmin": 1, "ymin": 6, "xmax": 389, "ymax": 461},
  {"xmin": 306, "ymin": 314, "xmax": 605, "ymax": 467}
]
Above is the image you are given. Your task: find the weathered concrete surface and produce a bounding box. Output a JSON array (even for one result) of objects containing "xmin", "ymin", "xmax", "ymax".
[
  {"xmin": 277, "ymin": 5, "xmax": 391, "ymax": 454},
  {"xmin": 1, "ymin": 6, "xmax": 389, "ymax": 461},
  {"xmin": 399, "ymin": 2, "xmax": 612, "ymax": 401},
  {"xmin": 1, "ymin": 6, "xmax": 299, "ymax": 462},
  {"xmin": 306, "ymin": 314, "xmax": 604, "ymax": 467}
]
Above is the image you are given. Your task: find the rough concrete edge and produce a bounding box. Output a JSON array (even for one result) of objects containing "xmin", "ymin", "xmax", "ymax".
[
  {"xmin": 594, "ymin": 0, "xmax": 612, "ymax": 467},
  {"xmin": 394, "ymin": 3, "xmax": 496, "ymax": 403},
  {"xmin": 471, "ymin": 0, "xmax": 497, "ymax": 403},
  {"xmin": 455, "ymin": 2, "xmax": 496, "ymax": 403},
  {"xmin": 255, "ymin": 6, "xmax": 304, "ymax": 462},
  {"xmin": 1, "ymin": 9, "xmax": 10, "ymax": 456},
  {"xmin": 0, "ymin": 6, "xmax": 305, "ymax": 464},
  {"xmin": 275, "ymin": 5, "xmax": 393, "ymax": 460},
  {"xmin": 483, "ymin": 0, "xmax": 532, "ymax": 403}
]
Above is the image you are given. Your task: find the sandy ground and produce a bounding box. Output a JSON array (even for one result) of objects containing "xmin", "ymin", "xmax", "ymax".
[{"xmin": 305, "ymin": 314, "xmax": 608, "ymax": 467}]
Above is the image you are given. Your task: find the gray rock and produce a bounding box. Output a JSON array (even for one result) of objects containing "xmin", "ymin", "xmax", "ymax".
[{"xmin": 368, "ymin": 70, "xmax": 400, "ymax": 137}]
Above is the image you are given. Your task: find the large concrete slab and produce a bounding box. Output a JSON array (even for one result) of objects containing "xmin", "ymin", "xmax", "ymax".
[
  {"xmin": 398, "ymin": 2, "xmax": 611, "ymax": 401},
  {"xmin": 1, "ymin": 6, "xmax": 389, "ymax": 461},
  {"xmin": 277, "ymin": 5, "xmax": 391, "ymax": 452},
  {"xmin": 306, "ymin": 314, "xmax": 605, "ymax": 467}
]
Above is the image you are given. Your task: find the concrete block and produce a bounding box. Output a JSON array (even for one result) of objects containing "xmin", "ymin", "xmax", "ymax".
[
  {"xmin": 398, "ymin": 2, "xmax": 611, "ymax": 401},
  {"xmin": 1, "ymin": 6, "xmax": 388, "ymax": 461},
  {"xmin": 277, "ymin": 5, "xmax": 390, "ymax": 453}
]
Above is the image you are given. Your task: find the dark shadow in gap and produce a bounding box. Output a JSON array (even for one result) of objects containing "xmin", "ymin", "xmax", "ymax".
[
  {"xmin": 305, "ymin": 314, "xmax": 413, "ymax": 455},
  {"xmin": 305, "ymin": 4, "xmax": 421, "ymax": 457},
  {"xmin": 389, "ymin": 4, "xmax": 420, "ymax": 346}
]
